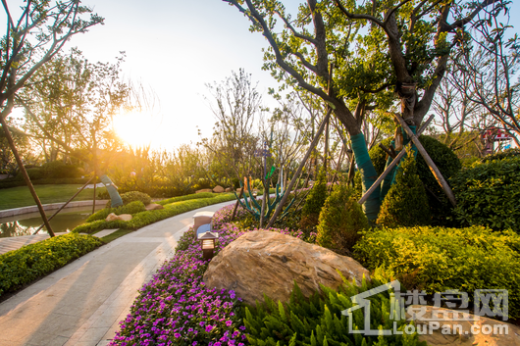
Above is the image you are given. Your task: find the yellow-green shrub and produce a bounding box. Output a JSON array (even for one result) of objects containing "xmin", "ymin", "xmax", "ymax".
[{"xmin": 354, "ymin": 225, "xmax": 520, "ymax": 319}]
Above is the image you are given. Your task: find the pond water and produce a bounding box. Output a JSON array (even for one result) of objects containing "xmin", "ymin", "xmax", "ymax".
[{"xmin": 0, "ymin": 205, "xmax": 104, "ymax": 238}]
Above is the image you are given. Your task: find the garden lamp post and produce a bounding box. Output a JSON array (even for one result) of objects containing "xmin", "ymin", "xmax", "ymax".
[{"xmin": 198, "ymin": 231, "xmax": 219, "ymax": 260}]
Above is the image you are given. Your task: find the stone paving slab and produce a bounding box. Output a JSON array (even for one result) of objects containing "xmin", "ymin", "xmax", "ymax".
[
  {"xmin": 92, "ymin": 229, "xmax": 119, "ymax": 238},
  {"xmin": 0, "ymin": 200, "xmax": 235, "ymax": 346}
]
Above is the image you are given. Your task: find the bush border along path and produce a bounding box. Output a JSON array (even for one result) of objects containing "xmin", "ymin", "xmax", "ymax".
[
  {"xmin": 0, "ymin": 233, "xmax": 103, "ymax": 298},
  {"xmin": 72, "ymin": 193, "xmax": 237, "ymax": 235}
]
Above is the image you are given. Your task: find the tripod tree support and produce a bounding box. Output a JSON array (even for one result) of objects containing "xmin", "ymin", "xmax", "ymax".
[
  {"xmin": 0, "ymin": 114, "xmax": 55, "ymax": 237},
  {"xmin": 33, "ymin": 177, "xmax": 94, "ymax": 234},
  {"xmin": 358, "ymin": 115, "xmax": 434, "ymax": 206},
  {"xmin": 394, "ymin": 114, "xmax": 457, "ymax": 207}
]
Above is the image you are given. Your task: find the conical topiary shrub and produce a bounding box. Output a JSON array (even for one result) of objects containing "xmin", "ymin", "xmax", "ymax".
[
  {"xmin": 377, "ymin": 148, "xmax": 431, "ymax": 227},
  {"xmin": 317, "ymin": 184, "xmax": 369, "ymax": 255},
  {"xmin": 299, "ymin": 168, "xmax": 328, "ymax": 232}
]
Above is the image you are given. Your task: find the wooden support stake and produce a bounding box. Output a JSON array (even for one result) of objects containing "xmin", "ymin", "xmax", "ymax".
[
  {"xmin": 358, "ymin": 115, "xmax": 434, "ymax": 205},
  {"xmin": 267, "ymin": 109, "xmax": 331, "ymax": 228},
  {"xmin": 0, "ymin": 114, "xmax": 55, "ymax": 237},
  {"xmin": 33, "ymin": 177, "xmax": 94, "ymax": 234},
  {"xmin": 394, "ymin": 115, "xmax": 457, "ymax": 207}
]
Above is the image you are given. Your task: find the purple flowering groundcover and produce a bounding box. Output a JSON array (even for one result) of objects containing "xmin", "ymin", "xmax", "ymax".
[{"xmin": 109, "ymin": 204, "xmax": 301, "ymax": 346}]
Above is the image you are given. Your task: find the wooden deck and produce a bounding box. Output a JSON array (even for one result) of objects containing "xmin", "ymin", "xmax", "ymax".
[{"xmin": 0, "ymin": 233, "xmax": 67, "ymax": 255}]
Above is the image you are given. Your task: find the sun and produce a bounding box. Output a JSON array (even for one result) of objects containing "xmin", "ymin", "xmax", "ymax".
[{"xmin": 113, "ymin": 112, "xmax": 158, "ymax": 148}]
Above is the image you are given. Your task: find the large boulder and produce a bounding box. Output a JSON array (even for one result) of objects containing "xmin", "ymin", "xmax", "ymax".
[
  {"xmin": 105, "ymin": 213, "xmax": 132, "ymax": 222},
  {"xmin": 407, "ymin": 305, "xmax": 520, "ymax": 346},
  {"xmin": 213, "ymin": 185, "xmax": 225, "ymax": 193},
  {"xmin": 203, "ymin": 231, "xmax": 370, "ymax": 305}
]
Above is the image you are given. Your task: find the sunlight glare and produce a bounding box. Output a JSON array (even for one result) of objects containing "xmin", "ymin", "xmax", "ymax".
[{"xmin": 113, "ymin": 112, "xmax": 159, "ymax": 148}]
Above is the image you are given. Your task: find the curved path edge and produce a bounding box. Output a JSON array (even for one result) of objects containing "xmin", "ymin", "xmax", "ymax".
[{"xmin": 0, "ymin": 200, "xmax": 237, "ymax": 346}]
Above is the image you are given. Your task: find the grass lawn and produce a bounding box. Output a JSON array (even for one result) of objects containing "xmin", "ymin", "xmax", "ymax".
[{"xmin": 0, "ymin": 184, "xmax": 107, "ymax": 211}]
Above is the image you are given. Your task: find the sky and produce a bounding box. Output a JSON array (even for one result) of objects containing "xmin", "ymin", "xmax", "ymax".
[
  {"xmin": 4, "ymin": 0, "xmax": 520, "ymax": 151},
  {"xmin": 58, "ymin": 0, "xmax": 302, "ymax": 150}
]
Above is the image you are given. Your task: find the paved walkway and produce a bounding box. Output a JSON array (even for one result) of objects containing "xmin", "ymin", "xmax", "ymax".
[{"xmin": 0, "ymin": 200, "xmax": 236, "ymax": 346}]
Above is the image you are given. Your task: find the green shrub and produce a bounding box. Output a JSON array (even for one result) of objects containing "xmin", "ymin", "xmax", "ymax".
[
  {"xmin": 300, "ymin": 169, "xmax": 328, "ymax": 231},
  {"xmin": 245, "ymin": 279, "xmax": 426, "ymax": 346},
  {"xmin": 0, "ymin": 233, "xmax": 102, "ymax": 296},
  {"xmin": 450, "ymin": 156, "xmax": 520, "ymax": 232},
  {"xmin": 316, "ymin": 184, "xmax": 368, "ymax": 255},
  {"xmin": 415, "ymin": 135, "xmax": 461, "ymax": 225},
  {"xmin": 18, "ymin": 168, "xmax": 44, "ymax": 180},
  {"xmin": 41, "ymin": 161, "xmax": 83, "ymax": 179},
  {"xmin": 370, "ymin": 135, "xmax": 461, "ymax": 226},
  {"xmin": 73, "ymin": 193, "xmax": 237, "ymax": 234},
  {"xmin": 157, "ymin": 192, "xmax": 215, "ymax": 205},
  {"xmin": 354, "ymin": 225, "xmax": 520, "ymax": 319},
  {"xmin": 121, "ymin": 191, "xmax": 151, "ymax": 206},
  {"xmin": 86, "ymin": 201, "xmax": 147, "ymax": 223},
  {"xmin": 482, "ymin": 148, "xmax": 520, "ymax": 162},
  {"xmin": 377, "ymin": 150, "xmax": 431, "ymax": 227}
]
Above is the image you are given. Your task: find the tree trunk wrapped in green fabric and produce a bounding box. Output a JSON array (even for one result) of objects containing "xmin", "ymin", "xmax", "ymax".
[{"xmin": 351, "ymin": 133, "xmax": 380, "ymax": 221}]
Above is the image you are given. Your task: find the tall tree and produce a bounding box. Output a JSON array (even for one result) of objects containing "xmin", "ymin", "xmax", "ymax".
[{"xmin": 223, "ymin": 0, "xmax": 501, "ymax": 221}]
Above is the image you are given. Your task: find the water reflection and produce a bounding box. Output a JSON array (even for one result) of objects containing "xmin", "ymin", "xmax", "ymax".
[{"xmin": 0, "ymin": 206, "xmax": 104, "ymax": 238}]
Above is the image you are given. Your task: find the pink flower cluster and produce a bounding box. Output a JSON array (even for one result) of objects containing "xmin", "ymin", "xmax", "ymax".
[{"xmin": 109, "ymin": 204, "xmax": 305, "ymax": 346}]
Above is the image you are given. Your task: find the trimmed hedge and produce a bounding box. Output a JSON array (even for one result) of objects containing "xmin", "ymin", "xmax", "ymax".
[
  {"xmin": 120, "ymin": 191, "xmax": 151, "ymax": 206},
  {"xmin": 354, "ymin": 225, "xmax": 520, "ymax": 319},
  {"xmin": 86, "ymin": 201, "xmax": 147, "ymax": 223},
  {"xmin": 450, "ymin": 156, "xmax": 520, "ymax": 232},
  {"xmin": 73, "ymin": 194, "xmax": 237, "ymax": 234},
  {"xmin": 157, "ymin": 192, "xmax": 215, "ymax": 205},
  {"xmin": 0, "ymin": 233, "xmax": 103, "ymax": 297}
]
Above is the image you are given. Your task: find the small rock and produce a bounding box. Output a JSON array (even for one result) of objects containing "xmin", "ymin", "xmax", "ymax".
[
  {"xmin": 105, "ymin": 213, "xmax": 132, "ymax": 222},
  {"xmin": 203, "ymin": 231, "xmax": 370, "ymax": 305},
  {"xmin": 196, "ymin": 189, "xmax": 213, "ymax": 194},
  {"xmin": 213, "ymin": 185, "xmax": 225, "ymax": 193},
  {"xmin": 225, "ymin": 187, "xmax": 233, "ymax": 192},
  {"xmin": 145, "ymin": 203, "xmax": 164, "ymax": 211}
]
